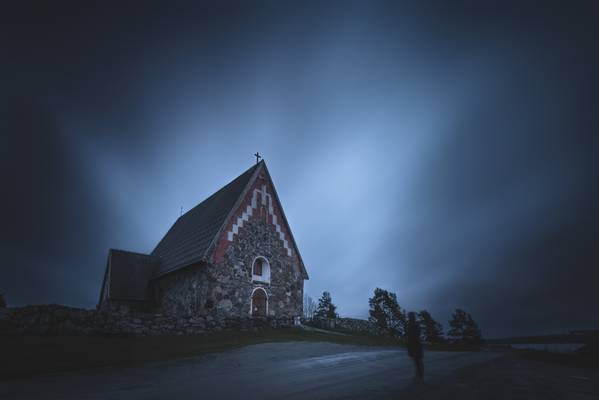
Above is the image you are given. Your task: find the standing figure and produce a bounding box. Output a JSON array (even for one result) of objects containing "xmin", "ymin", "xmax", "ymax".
[{"xmin": 406, "ymin": 311, "xmax": 424, "ymax": 382}]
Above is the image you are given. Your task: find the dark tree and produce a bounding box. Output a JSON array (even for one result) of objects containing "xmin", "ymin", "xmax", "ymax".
[
  {"xmin": 462, "ymin": 313, "xmax": 483, "ymax": 343},
  {"xmin": 447, "ymin": 308, "xmax": 482, "ymax": 343},
  {"xmin": 368, "ymin": 288, "xmax": 406, "ymax": 337},
  {"xmin": 418, "ymin": 310, "xmax": 444, "ymax": 343},
  {"xmin": 314, "ymin": 291, "xmax": 337, "ymax": 319},
  {"xmin": 0, "ymin": 293, "xmax": 5, "ymax": 308}
]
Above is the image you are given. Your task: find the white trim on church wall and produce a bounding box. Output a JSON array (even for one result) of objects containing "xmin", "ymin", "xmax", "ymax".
[
  {"xmin": 226, "ymin": 185, "xmax": 293, "ymax": 257},
  {"xmin": 251, "ymin": 256, "xmax": 271, "ymax": 284}
]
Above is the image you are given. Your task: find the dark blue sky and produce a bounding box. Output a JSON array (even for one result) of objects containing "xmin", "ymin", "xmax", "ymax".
[{"xmin": 2, "ymin": 1, "xmax": 598, "ymax": 337}]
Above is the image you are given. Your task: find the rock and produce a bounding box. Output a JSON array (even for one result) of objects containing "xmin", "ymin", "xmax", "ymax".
[{"xmin": 217, "ymin": 299, "xmax": 233, "ymax": 313}]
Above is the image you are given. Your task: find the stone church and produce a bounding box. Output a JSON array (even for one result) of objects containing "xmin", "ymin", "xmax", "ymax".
[{"xmin": 98, "ymin": 160, "xmax": 308, "ymax": 322}]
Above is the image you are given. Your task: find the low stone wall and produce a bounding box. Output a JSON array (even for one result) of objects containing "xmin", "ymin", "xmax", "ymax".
[
  {"xmin": 306, "ymin": 317, "xmax": 377, "ymax": 335},
  {"xmin": 334, "ymin": 317, "xmax": 377, "ymax": 335},
  {"xmin": 0, "ymin": 304, "xmax": 294, "ymax": 336}
]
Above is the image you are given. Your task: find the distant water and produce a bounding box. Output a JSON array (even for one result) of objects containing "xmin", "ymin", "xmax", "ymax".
[{"xmin": 511, "ymin": 343, "xmax": 585, "ymax": 353}]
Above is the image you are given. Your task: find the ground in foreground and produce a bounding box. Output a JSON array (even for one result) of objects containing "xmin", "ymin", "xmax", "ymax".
[
  {"xmin": 0, "ymin": 341, "xmax": 496, "ymax": 400},
  {"xmin": 1, "ymin": 328, "xmax": 403, "ymax": 379},
  {"xmin": 400, "ymin": 350, "xmax": 599, "ymax": 400}
]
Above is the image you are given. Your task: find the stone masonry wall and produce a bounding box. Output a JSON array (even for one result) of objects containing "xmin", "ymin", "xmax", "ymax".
[
  {"xmin": 0, "ymin": 304, "xmax": 293, "ymax": 336},
  {"xmin": 219, "ymin": 217, "xmax": 304, "ymax": 319},
  {"xmin": 309, "ymin": 317, "xmax": 378, "ymax": 335},
  {"xmin": 154, "ymin": 264, "xmax": 213, "ymax": 316},
  {"xmin": 334, "ymin": 318, "xmax": 378, "ymax": 335},
  {"xmin": 154, "ymin": 214, "xmax": 304, "ymax": 320}
]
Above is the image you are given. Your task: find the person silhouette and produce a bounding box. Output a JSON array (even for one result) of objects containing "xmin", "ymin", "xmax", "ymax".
[{"xmin": 406, "ymin": 312, "xmax": 424, "ymax": 382}]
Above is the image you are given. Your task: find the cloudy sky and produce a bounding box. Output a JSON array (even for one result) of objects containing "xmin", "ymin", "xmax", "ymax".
[{"xmin": 2, "ymin": 1, "xmax": 598, "ymax": 337}]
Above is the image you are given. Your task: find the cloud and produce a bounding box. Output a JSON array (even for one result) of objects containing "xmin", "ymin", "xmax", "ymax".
[{"xmin": 2, "ymin": 1, "xmax": 598, "ymax": 337}]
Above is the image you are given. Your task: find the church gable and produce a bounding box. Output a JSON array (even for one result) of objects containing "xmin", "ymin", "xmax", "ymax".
[
  {"xmin": 226, "ymin": 180, "xmax": 293, "ymax": 257},
  {"xmin": 99, "ymin": 160, "xmax": 307, "ymax": 318},
  {"xmin": 209, "ymin": 163, "xmax": 308, "ymax": 279}
]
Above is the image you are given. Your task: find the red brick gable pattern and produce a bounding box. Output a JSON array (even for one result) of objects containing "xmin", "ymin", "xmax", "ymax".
[{"xmin": 211, "ymin": 170, "xmax": 299, "ymax": 265}]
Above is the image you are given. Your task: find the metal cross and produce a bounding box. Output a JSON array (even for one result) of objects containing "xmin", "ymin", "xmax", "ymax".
[{"xmin": 254, "ymin": 152, "xmax": 262, "ymax": 164}]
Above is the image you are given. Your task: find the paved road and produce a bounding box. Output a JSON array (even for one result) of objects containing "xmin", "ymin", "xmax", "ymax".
[{"xmin": 0, "ymin": 342, "xmax": 499, "ymax": 400}]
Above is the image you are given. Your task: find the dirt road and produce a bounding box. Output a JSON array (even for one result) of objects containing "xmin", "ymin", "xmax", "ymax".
[{"xmin": 0, "ymin": 342, "xmax": 498, "ymax": 400}]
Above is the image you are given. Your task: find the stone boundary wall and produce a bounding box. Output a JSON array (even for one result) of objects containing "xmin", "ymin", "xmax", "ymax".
[
  {"xmin": 307, "ymin": 317, "xmax": 378, "ymax": 335},
  {"xmin": 0, "ymin": 305, "xmax": 294, "ymax": 336},
  {"xmin": 334, "ymin": 317, "xmax": 377, "ymax": 335}
]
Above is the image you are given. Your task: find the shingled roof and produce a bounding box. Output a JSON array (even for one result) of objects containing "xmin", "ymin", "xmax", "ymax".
[{"xmin": 151, "ymin": 162, "xmax": 260, "ymax": 275}]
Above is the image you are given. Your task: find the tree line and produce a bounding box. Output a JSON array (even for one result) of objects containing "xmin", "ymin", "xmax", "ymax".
[{"xmin": 304, "ymin": 288, "xmax": 482, "ymax": 343}]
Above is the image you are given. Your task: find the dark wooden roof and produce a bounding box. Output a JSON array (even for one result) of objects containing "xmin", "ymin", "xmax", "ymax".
[
  {"xmin": 106, "ymin": 249, "xmax": 160, "ymax": 301},
  {"xmin": 151, "ymin": 163, "xmax": 260, "ymax": 275}
]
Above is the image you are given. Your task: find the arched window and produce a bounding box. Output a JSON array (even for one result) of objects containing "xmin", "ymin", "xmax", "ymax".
[
  {"xmin": 253, "ymin": 259, "xmax": 263, "ymax": 276},
  {"xmin": 260, "ymin": 205, "xmax": 267, "ymax": 222},
  {"xmin": 252, "ymin": 256, "xmax": 270, "ymax": 283}
]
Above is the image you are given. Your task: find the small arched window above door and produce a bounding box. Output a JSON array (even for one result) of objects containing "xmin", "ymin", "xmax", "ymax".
[{"xmin": 252, "ymin": 256, "xmax": 270, "ymax": 283}]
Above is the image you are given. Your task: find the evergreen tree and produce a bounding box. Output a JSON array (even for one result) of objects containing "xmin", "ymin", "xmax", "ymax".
[
  {"xmin": 447, "ymin": 308, "xmax": 482, "ymax": 343},
  {"xmin": 368, "ymin": 288, "xmax": 406, "ymax": 337},
  {"xmin": 314, "ymin": 291, "xmax": 337, "ymax": 319},
  {"xmin": 463, "ymin": 313, "xmax": 482, "ymax": 343},
  {"xmin": 417, "ymin": 310, "xmax": 444, "ymax": 343}
]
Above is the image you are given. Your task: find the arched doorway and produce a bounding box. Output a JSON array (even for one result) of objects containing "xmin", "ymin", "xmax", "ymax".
[{"xmin": 251, "ymin": 288, "xmax": 267, "ymax": 317}]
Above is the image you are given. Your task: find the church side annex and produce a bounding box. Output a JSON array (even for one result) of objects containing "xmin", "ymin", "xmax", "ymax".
[{"xmin": 98, "ymin": 160, "xmax": 308, "ymax": 324}]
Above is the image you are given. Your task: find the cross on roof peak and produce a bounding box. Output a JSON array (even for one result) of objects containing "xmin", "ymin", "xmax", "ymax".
[{"xmin": 254, "ymin": 152, "xmax": 262, "ymax": 164}]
